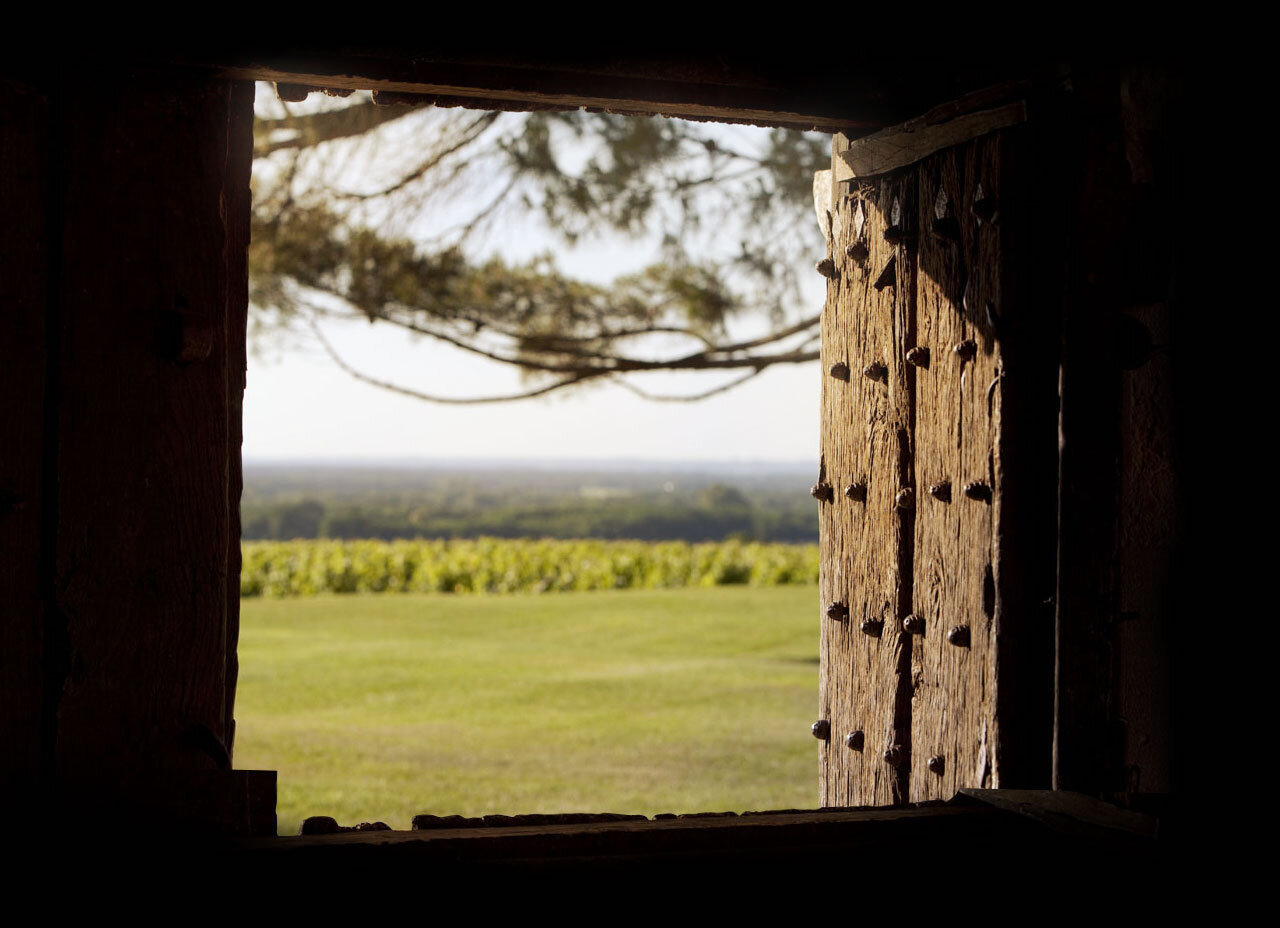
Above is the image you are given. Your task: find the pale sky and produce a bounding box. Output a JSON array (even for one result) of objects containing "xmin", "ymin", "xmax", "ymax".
[
  {"xmin": 243, "ymin": 87, "xmax": 826, "ymax": 464},
  {"xmin": 243, "ymin": 323, "xmax": 821, "ymax": 463}
]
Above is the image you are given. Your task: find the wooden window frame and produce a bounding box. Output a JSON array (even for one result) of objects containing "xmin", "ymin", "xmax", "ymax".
[{"xmin": 0, "ymin": 52, "xmax": 1176, "ymax": 851}]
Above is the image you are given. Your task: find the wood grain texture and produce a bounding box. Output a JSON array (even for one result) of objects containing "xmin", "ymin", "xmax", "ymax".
[
  {"xmin": 0, "ymin": 78, "xmax": 49, "ymax": 791},
  {"xmin": 222, "ymin": 79, "xmax": 255, "ymax": 760},
  {"xmin": 837, "ymin": 102, "xmax": 1025, "ymax": 180},
  {"xmin": 822, "ymin": 124, "xmax": 1056, "ymax": 805},
  {"xmin": 1053, "ymin": 72, "xmax": 1130, "ymax": 793},
  {"xmin": 207, "ymin": 52, "xmax": 1014, "ymax": 135},
  {"xmin": 817, "ymin": 136, "xmax": 850, "ymax": 805},
  {"xmin": 227, "ymin": 65, "xmax": 886, "ymax": 133},
  {"xmin": 51, "ymin": 76, "xmax": 252, "ymax": 779},
  {"xmin": 248, "ymin": 803, "xmax": 1023, "ymax": 857},
  {"xmin": 819, "ymin": 137, "xmax": 915, "ymax": 806},
  {"xmin": 987, "ymin": 110, "xmax": 1059, "ymax": 790},
  {"xmin": 233, "ymin": 798, "xmax": 1161, "ymax": 873},
  {"xmin": 909, "ymin": 138, "xmax": 1002, "ymax": 801},
  {"xmin": 1119, "ymin": 67, "xmax": 1181, "ymax": 798}
]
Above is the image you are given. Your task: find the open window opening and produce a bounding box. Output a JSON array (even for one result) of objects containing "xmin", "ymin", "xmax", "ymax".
[{"xmin": 233, "ymin": 82, "xmax": 833, "ymax": 835}]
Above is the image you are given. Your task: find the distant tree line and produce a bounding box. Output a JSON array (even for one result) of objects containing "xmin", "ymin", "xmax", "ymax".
[{"xmin": 241, "ymin": 480, "xmax": 816, "ymax": 544}]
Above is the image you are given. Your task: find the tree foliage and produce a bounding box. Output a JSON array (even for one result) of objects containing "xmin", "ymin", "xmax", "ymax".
[{"xmin": 249, "ymin": 86, "xmax": 828, "ymax": 402}]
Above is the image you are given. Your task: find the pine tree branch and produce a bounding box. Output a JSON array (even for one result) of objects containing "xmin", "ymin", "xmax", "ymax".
[
  {"xmin": 460, "ymin": 314, "xmax": 717, "ymax": 349},
  {"xmin": 307, "ymin": 316, "xmax": 602, "ymax": 404},
  {"xmin": 610, "ymin": 369, "xmax": 766, "ymax": 402},
  {"xmin": 253, "ymin": 98, "xmax": 430, "ymax": 158},
  {"xmin": 354, "ymin": 301, "xmax": 820, "ymax": 374},
  {"xmin": 329, "ymin": 112, "xmax": 501, "ymax": 201},
  {"xmin": 690, "ymin": 313, "xmax": 821, "ymax": 355},
  {"xmin": 251, "ymin": 100, "xmax": 828, "ymax": 404}
]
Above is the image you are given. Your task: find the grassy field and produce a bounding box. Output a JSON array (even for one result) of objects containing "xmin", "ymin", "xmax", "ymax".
[{"xmin": 233, "ymin": 586, "xmax": 820, "ymax": 835}]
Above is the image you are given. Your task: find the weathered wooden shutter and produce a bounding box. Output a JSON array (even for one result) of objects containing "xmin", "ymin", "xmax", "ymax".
[{"xmin": 816, "ymin": 119, "xmax": 1056, "ymax": 806}]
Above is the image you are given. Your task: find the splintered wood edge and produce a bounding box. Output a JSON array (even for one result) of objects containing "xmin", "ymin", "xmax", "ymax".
[
  {"xmin": 813, "ymin": 168, "xmax": 833, "ymax": 241},
  {"xmin": 836, "ymin": 101, "xmax": 1026, "ymax": 182},
  {"xmin": 958, "ymin": 789, "xmax": 1160, "ymax": 838},
  {"xmin": 242, "ymin": 804, "xmax": 989, "ymax": 850}
]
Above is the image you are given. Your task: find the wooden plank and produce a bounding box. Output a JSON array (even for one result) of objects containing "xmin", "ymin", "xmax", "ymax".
[
  {"xmin": 222, "ymin": 79, "xmax": 255, "ymax": 760},
  {"xmin": 819, "ymin": 139, "xmax": 915, "ymax": 806},
  {"xmin": 885, "ymin": 173, "xmax": 919, "ymax": 804},
  {"xmin": 813, "ymin": 168, "xmax": 833, "ymax": 241},
  {"xmin": 826, "ymin": 116, "xmax": 1060, "ymax": 804},
  {"xmin": 51, "ymin": 76, "xmax": 251, "ymax": 781},
  {"xmin": 201, "ymin": 52, "xmax": 1016, "ymax": 134},
  {"xmin": 0, "ymin": 77, "xmax": 50, "ymax": 793},
  {"xmin": 1115, "ymin": 276, "xmax": 1176, "ymax": 795},
  {"xmin": 956, "ymin": 788, "xmax": 1158, "ymax": 839},
  {"xmin": 838, "ymin": 102, "xmax": 1026, "ymax": 181},
  {"xmin": 1053, "ymin": 71, "xmax": 1131, "ymax": 793},
  {"xmin": 220, "ymin": 64, "xmax": 888, "ymax": 133},
  {"xmin": 817, "ymin": 135, "xmax": 853, "ymax": 806},
  {"xmin": 229, "ymin": 800, "xmax": 1163, "ymax": 874},
  {"xmin": 987, "ymin": 107, "xmax": 1061, "ymax": 790},
  {"xmin": 1114, "ymin": 66, "xmax": 1177, "ymax": 794},
  {"xmin": 242, "ymin": 803, "xmax": 1025, "ymax": 857},
  {"xmin": 909, "ymin": 138, "xmax": 1002, "ymax": 801}
]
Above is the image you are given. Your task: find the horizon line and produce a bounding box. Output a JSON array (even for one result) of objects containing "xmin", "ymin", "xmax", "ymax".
[{"xmin": 243, "ymin": 455, "xmax": 814, "ymax": 470}]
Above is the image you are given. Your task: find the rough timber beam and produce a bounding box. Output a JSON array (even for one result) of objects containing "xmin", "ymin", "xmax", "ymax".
[{"xmin": 183, "ymin": 50, "xmax": 1035, "ymax": 135}]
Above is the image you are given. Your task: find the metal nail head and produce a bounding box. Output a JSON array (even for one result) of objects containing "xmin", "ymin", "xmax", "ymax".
[{"xmin": 905, "ymin": 346, "xmax": 930, "ymax": 368}]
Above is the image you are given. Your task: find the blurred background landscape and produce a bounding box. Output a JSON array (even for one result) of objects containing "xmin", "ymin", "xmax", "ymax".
[
  {"xmin": 234, "ymin": 459, "xmax": 821, "ymax": 834},
  {"xmin": 236, "ymin": 83, "xmax": 825, "ymax": 834},
  {"xmin": 242, "ymin": 458, "xmax": 816, "ymax": 544}
]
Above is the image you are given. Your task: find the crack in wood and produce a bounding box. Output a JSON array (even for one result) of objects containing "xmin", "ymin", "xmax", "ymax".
[{"xmin": 822, "ymin": 128, "xmax": 1021, "ymax": 806}]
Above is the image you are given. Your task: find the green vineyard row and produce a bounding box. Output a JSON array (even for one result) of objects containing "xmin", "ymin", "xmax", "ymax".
[{"xmin": 241, "ymin": 538, "xmax": 820, "ymax": 597}]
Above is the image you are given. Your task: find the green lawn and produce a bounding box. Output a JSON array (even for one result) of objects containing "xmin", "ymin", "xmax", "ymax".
[{"xmin": 233, "ymin": 586, "xmax": 820, "ymax": 835}]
